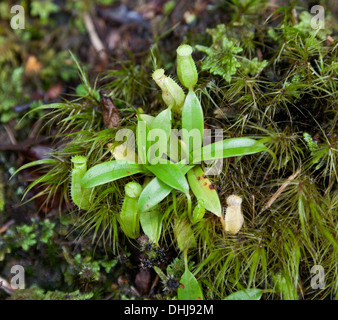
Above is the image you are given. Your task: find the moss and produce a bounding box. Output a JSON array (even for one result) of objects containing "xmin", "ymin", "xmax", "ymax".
[{"xmin": 10, "ymin": 1, "xmax": 338, "ymax": 300}]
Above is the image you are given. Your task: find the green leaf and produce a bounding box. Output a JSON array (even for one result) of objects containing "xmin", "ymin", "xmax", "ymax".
[
  {"xmin": 272, "ymin": 273, "xmax": 299, "ymax": 300},
  {"xmin": 241, "ymin": 57, "xmax": 268, "ymax": 76},
  {"xmin": 149, "ymin": 108, "xmax": 171, "ymax": 142},
  {"xmin": 187, "ymin": 166, "xmax": 222, "ymax": 216},
  {"xmin": 196, "ymin": 27, "xmax": 243, "ymax": 82},
  {"xmin": 177, "ymin": 268, "xmax": 204, "ymax": 300},
  {"xmin": 11, "ymin": 159, "xmax": 58, "ymax": 178},
  {"xmin": 191, "ymin": 200, "xmax": 205, "ymax": 224},
  {"xmin": 140, "ymin": 210, "xmax": 163, "ymax": 244},
  {"xmin": 182, "ymin": 90, "xmax": 204, "ymax": 153},
  {"xmin": 138, "ymin": 177, "xmax": 172, "ymax": 212},
  {"xmin": 194, "ymin": 137, "xmax": 266, "ymax": 162},
  {"xmin": 146, "ymin": 109, "xmax": 172, "ymax": 164},
  {"xmin": 145, "ymin": 163, "xmax": 189, "ymax": 193},
  {"xmin": 137, "ymin": 118, "xmax": 150, "ymax": 164},
  {"xmin": 224, "ymin": 289, "xmax": 263, "ymax": 300},
  {"xmin": 138, "ymin": 165, "xmax": 194, "ymax": 212},
  {"xmin": 139, "ymin": 114, "xmax": 155, "ymax": 127},
  {"xmin": 81, "ymin": 161, "xmax": 144, "ymax": 188},
  {"xmin": 31, "ymin": 0, "xmax": 59, "ymax": 20}
]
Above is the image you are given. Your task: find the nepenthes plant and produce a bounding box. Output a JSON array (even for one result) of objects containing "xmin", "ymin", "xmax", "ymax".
[
  {"xmin": 7, "ymin": 2, "xmax": 337, "ymax": 301},
  {"xmin": 60, "ymin": 45, "xmax": 267, "ymax": 299},
  {"xmin": 72, "ymin": 44, "xmax": 266, "ymax": 241},
  {"xmin": 12, "ymin": 45, "xmax": 268, "ymax": 300}
]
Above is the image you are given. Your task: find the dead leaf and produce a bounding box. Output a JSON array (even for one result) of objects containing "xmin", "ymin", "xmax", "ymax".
[
  {"xmin": 25, "ymin": 55, "xmax": 42, "ymax": 74},
  {"xmin": 0, "ymin": 276, "xmax": 15, "ymax": 295},
  {"xmin": 100, "ymin": 90, "xmax": 121, "ymax": 128},
  {"xmin": 0, "ymin": 220, "xmax": 15, "ymax": 234},
  {"xmin": 135, "ymin": 268, "xmax": 151, "ymax": 294},
  {"xmin": 45, "ymin": 83, "xmax": 63, "ymax": 101}
]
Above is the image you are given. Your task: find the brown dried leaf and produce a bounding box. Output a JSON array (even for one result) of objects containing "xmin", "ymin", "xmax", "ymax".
[
  {"xmin": 45, "ymin": 83, "xmax": 63, "ymax": 101},
  {"xmin": 0, "ymin": 277, "xmax": 15, "ymax": 295},
  {"xmin": 25, "ymin": 55, "xmax": 42, "ymax": 74},
  {"xmin": 100, "ymin": 91, "xmax": 121, "ymax": 128},
  {"xmin": 135, "ymin": 268, "xmax": 151, "ymax": 294}
]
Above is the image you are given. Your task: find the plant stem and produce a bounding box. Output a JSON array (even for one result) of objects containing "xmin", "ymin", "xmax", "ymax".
[{"xmin": 183, "ymin": 249, "xmax": 188, "ymax": 270}]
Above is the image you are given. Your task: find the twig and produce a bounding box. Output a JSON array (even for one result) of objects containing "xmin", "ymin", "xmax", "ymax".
[
  {"xmin": 251, "ymin": 195, "xmax": 255, "ymax": 225},
  {"xmin": 3, "ymin": 124, "xmax": 26, "ymax": 163},
  {"xmin": 83, "ymin": 13, "xmax": 108, "ymax": 62},
  {"xmin": 130, "ymin": 285, "xmax": 141, "ymax": 297},
  {"xmin": 327, "ymin": 35, "xmax": 334, "ymax": 44},
  {"xmin": 0, "ymin": 136, "xmax": 46, "ymax": 151},
  {"xmin": 291, "ymin": 8, "xmax": 298, "ymax": 25},
  {"xmin": 0, "ymin": 219, "xmax": 15, "ymax": 234},
  {"xmin": 262, "ymin": 167, "xmax": 301, "ymax": 211},
  {"xmin": 0, "ymin": 277, "xmax": 15, "ymax": 295},
  {"xmin": 28, "ymin": 118, "xmax": 44, "ymax": 139},
  {"xmin": 149, "ymin": 274, "xmax": 160, "ymax": 295},
  {"xmin": 103, "ymin": 293, "xmax": 115, "ymax": 300},
  {"xmin": 3, "ymin": 124, "xmax": 17, "ymax": 145}
]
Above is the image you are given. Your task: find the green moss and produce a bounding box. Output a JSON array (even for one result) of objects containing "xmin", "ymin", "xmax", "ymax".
[{"xmin": 11, "ymin": 1, "xmax": 338, "ymax": 300}]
